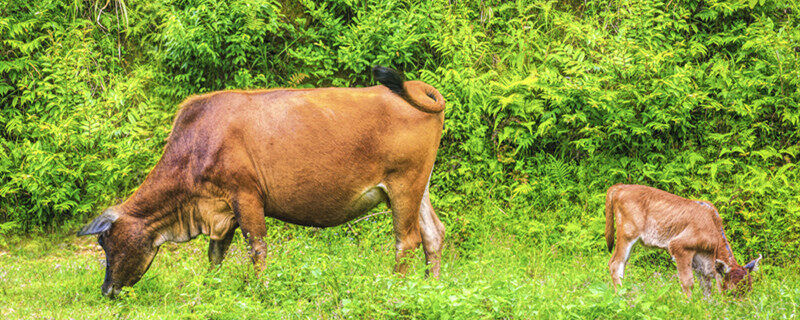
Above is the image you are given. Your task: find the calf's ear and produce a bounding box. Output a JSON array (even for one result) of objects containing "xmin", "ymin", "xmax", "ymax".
[
  {"xmin": 744, "ymin": 254, "xmax": 762, "ymax": 273},
  {"xmin": 77, "ymin": 210, "xmax": 119, "ymax": 236},
  {"xmin": 715, "ymin": 259, "xmax": 731, "ymax": 275}
]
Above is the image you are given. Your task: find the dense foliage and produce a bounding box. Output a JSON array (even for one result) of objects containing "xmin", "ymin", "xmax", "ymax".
[{"xmin": 1, "ymin": 0, "xmax": 798, "ymax": 266}]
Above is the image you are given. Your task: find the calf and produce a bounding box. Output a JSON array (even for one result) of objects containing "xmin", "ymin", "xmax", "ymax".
[
  {"xmin": 605, "ymin": 184, "xmax": 761, "ymax": 298},
  {"xmin": 77, "ymin": 67, "xmax": 447, "ymax": 298}
]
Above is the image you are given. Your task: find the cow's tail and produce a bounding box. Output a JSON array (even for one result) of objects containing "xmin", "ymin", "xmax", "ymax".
[
  {"xmin": 605, "ymin": 185, "xmax": 617, "ymax": 253},
  {"xmin": 372, "ymin": 66, "xmax": 445, "ymax": 113}
]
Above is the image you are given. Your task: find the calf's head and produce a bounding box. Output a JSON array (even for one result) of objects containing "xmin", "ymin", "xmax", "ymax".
[
  {"xmin": 78, "ymin": 208, "xmax": 158, "ymax": 299},
  {"xmin": 716, "ymin": 255, "xmax": 762, "ymax": 295}
]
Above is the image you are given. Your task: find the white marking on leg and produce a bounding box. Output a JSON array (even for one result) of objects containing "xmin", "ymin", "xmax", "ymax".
[
  {"xmin": 617, "ymin": 238, "xmax": 638, "ymax": 279},
  {"xmin": 418, "ymin": 173, "xmax": 438, "ymax": 231},
  {"xmin": 419, "ymin": 196, "xmax": 440, "ymax": 243}
]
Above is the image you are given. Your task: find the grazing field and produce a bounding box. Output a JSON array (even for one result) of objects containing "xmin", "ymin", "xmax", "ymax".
[
  {"xmin": 2, "ymin": 0, "xmax": 799, "ymax": 318},
  {"xmin": 2, "ymin": 204, "xmax": 798, "ymax": 319}
]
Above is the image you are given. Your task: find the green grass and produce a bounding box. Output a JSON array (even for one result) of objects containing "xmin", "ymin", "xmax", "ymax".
[{"xmin": 1, "ymin": 211, "xmax": 797, "ymax": 319}]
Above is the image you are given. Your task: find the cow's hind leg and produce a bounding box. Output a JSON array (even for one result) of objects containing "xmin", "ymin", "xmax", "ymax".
[
  {"xmin": 419, "ymin": 187, "xmax": 445, "ymax": 278},
  {"xmin": 385, "ymin": 179, "xmax": 425, "ymax": 275},
  {"xmin": 692, "ymin": 254, "xmax": 715, "ymax": 297},
  {"xmin": 609, "ymin": 237, "xmax": 636, "ymax": 290}
]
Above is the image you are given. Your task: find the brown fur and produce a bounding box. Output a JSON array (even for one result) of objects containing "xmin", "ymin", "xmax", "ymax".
[
  {"xmin": 605, "ymin": 184, "xmax": 761, "ymax": 298},
  {"xmin": 79, "ymin": 71, "xmax": 447, "ymax": 298}
]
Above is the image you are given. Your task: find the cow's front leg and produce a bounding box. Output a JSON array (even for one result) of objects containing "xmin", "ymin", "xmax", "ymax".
[
  {"xmin": 669, "ymin": 243, "xmax": 696, "ymax": 299},
  {"xmin": 697, "ymin": 273, "xmax": 714, "ymax": 298},
  {"xmin": 231, "ymin": 192, "xmax": 269, "ymax": 273},
  {"xmin": 208, "ymin": 226, "xmax": 237, "ymax": 268}
]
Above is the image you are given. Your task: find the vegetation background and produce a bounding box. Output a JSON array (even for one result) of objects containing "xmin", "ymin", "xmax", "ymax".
[{"xmin": 1, "ymin": 0, "xmax": 798, "ymax": 318}]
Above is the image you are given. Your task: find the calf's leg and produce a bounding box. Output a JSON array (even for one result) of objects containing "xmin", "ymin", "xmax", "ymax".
[
  {"xmin": 697, "ymin": 274, "xmax": 714, "ymax": 297},
  {"xmin": 669, "ymin": 242, "xmax": 696, "ymax": 298},
  {"xmin": 418, "ymin": 188, "xmax": 445, "ymax": 278},
  {"xmin": 692, "ymin": 254, "xmax": 716, "ymax": 297},
  {"xmin": 609, "ymin": 237, "xmax": 636, "ymax": 289}
]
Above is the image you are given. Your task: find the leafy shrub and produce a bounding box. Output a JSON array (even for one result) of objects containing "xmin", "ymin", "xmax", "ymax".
[
  {"xmin": 0, "ymin": 0, "xmax": 172, "ymax": 229},
  {"xmin": 1, "ymin": 0, "xmax": 798, "ymax": 261}
]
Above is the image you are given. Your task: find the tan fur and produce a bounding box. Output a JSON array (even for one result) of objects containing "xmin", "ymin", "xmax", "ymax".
[
  {"xmin": 605, "ymin": 184, "xmax": 760, "ymax": 298},
  {"xmin": 83, "ymin": 79, "xmax": 447, "ymax": 298}
]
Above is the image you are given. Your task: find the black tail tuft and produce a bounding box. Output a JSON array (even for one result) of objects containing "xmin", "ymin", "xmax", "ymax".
[{"xmin": 372, "ymin": 66, "xmax": 405, "ymax": 96}]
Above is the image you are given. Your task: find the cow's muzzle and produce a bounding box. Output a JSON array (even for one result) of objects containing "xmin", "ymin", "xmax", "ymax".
[{"xmin": 102, "ymin": 283, "xmax": 120, "ymax": 299}]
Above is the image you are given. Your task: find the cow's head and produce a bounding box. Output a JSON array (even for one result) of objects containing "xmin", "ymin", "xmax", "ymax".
[
  {"xmin": 716, "ymin": 255, "xmax": 762, "ymax": 295},
  {"xmin": 78, "ymin": 208, "xmax": 158, "ymax": 299}
]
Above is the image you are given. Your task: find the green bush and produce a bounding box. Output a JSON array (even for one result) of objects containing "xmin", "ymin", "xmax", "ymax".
[
  {"xmin": 1, "ymin": 0, "xmax": 798, "ymax": 261},
  {"xmin": 0, "ymin": 1, "xmax": 173, "ymax": 229}
]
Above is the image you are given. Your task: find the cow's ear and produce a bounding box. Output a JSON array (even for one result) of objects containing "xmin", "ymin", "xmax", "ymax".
[
  {"xmin": 744, "ymin": 254, "xmax": 762, "ymax": 273},
  {"xmin": 715, "ymin": 259, "xmax": 731, "ymax": 275},
  {"xmin": 77, "ymin": 210, "xmax": 119, "ymax": 236}
]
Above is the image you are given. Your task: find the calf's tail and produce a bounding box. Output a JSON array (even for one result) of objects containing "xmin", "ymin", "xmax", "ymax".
[
  {"xmin": 372, "ymin": 66, "xmax": 445, "ymax": 113},
  {"xmin": 605, "ymin": 187, "xmax": 616, "ymax": 253}
]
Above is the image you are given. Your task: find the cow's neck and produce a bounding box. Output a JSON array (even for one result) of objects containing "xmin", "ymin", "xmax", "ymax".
[
  {"xmin": 695, "ymin": 201, "xmax": 739, "ymax": 266},
  {"xmin": 123, "ymin": 196, "xmax": 235, "ymax": 247},
  {"xmin": 151, "ymin": 202, "xmax": 203, "ymax": 246},
  {"xmin": 714, "ymin": 223, "xmax": 738, "ymax": 266},
  {"xmin": 119, "ymin": 193, "xmax": 194, "ymax": 246},
  {"xmin": 117, "ymin": 163, "xmax": 197, "ymax": 245}
]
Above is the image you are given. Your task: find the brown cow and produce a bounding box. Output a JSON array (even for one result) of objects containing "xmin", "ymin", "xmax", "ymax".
[
  {"xmin": 77, "ymin": 67, "xmax": 447, "ymax": 298},
  {"xmin": 605, "ymin": 184, "xmax": 761, "ymax": 298}
]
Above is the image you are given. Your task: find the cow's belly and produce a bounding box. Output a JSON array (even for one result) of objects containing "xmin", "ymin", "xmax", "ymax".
[
  {"xmin": 264, "ymin": 184, "xmax": 389, "ymax": 228},
  {"xmin": 639, "ymin": 225, "xmax": 672, "ymax": 249}
]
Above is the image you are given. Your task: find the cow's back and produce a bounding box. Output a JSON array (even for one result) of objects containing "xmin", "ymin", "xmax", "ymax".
[
  {"xmin": 163, "ymin": 86, "xmax": 444, "ymax": 226},
  {"xmin": 610, "ymin": 184, "xmax": 719, "ymax": 249}
]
